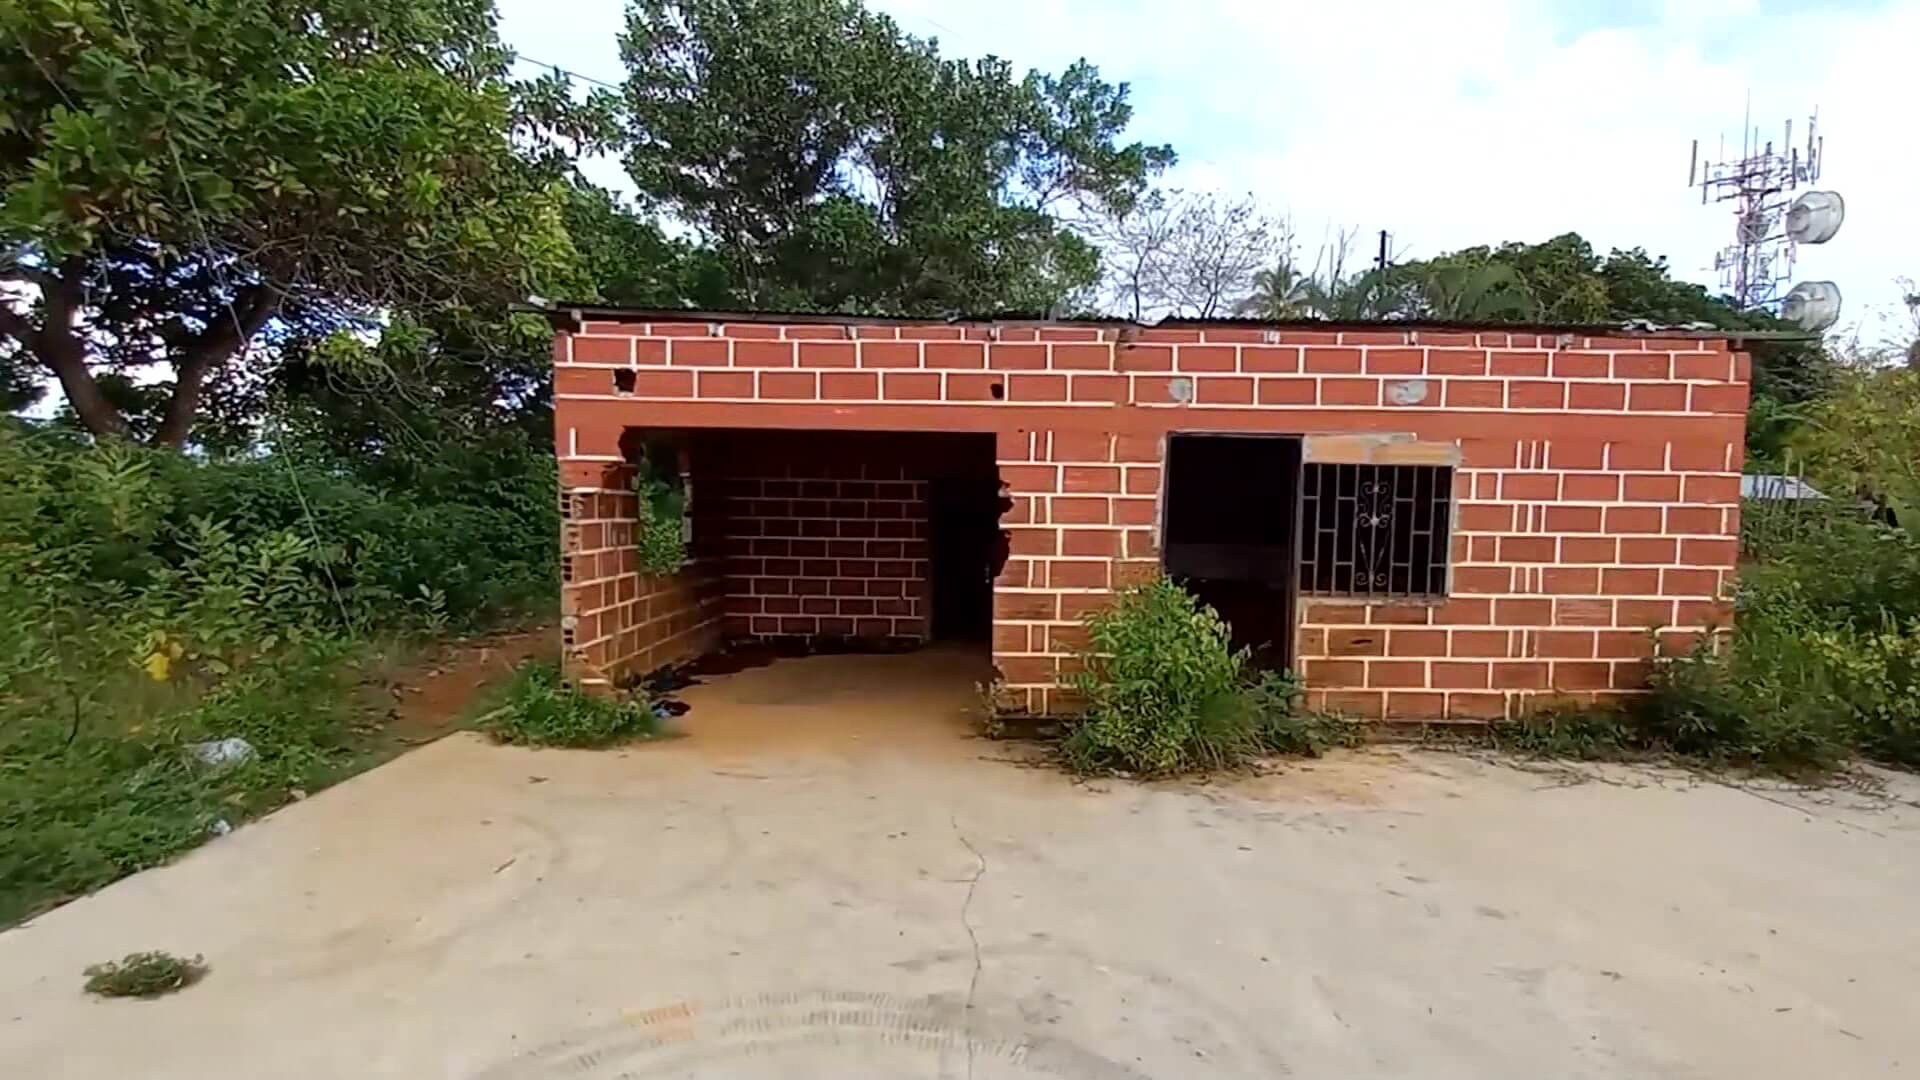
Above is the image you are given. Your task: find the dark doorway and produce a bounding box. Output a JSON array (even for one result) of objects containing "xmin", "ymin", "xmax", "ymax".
[
  {"xmin": 1160, "ymin": 434, "xmax": 1302, "ymax": 670},
  {"xmin": 928, "ymin": 457, "xmax": 1004, "ymax": 643}
]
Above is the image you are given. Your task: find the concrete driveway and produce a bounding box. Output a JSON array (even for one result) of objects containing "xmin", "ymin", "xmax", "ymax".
[{"xmin": 3, "ymin": 647, "xmax": 1918, "ymax": 1078}]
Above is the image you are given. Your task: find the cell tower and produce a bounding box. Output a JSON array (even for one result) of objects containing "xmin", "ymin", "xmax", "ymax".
[{"xmin": 1688, "ymin": 106, "xmax": 1845, "ymax": 329}]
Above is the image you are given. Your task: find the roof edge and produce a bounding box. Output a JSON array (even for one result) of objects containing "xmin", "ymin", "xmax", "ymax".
[{"xmin": 510, "ymin": 301, "xmax": 1815, "ymax": 342}]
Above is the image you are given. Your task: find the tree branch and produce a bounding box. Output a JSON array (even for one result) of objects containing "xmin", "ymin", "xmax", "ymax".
[
  {"xmin": 149, "ymin": 283, "xmax": 281, "ymax": 448},
  {"xmin": 30, "ymin": 260, "xmax": 134, "ymax": 439}
]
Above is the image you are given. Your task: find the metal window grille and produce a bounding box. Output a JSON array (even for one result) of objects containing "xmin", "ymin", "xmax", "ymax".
[{"xmin": 1300, "ymin": 464, "xmax": 1453, "ymax": 599}]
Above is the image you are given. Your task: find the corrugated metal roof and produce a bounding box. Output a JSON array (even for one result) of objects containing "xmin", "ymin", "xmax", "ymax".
[
  {"xmin": 1741, "ymin": 474, "xmax": 1826, "ymax": 500},
  {"xmin": 517, "ymin": 301, "xmax": 1813, "ymax": 341}
]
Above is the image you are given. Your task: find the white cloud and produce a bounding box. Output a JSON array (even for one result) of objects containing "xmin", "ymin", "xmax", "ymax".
[{"xmin": 496, "ymin": 0, "xmax": 1919, "ymax": 338}]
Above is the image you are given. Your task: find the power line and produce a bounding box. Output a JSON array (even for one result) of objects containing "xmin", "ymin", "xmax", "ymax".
[{"xmin": 512, "ymin": 55, "xmax": 623, "ymax": 92}]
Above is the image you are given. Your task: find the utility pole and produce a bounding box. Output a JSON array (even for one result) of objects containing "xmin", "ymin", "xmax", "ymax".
[{"xmin": 1375, "ymin": 230, "xmax": 1389, "ymax": 274}]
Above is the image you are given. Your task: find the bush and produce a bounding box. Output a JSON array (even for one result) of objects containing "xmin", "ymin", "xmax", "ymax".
[
  {"xmin": 480, "ymin": 661, "xmax": 659, "ymax": 748},
  {"xmin": 1060, "ymin": 578, "xmax": 1327, "ymax": 775},
  {"xmin": 83, "ymin": 952, "xmax": 207, "ymax": 999}
]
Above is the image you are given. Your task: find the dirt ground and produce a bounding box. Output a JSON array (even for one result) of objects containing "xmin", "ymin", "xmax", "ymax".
[{"xmin": 3, "ymin": 645, "xmax": 1918, "ymax": 1078}]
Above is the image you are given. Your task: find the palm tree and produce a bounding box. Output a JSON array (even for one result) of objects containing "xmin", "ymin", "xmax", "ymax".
[
  {"xmin": 1235, "ymin": 259, "xmax": 1318, "ymax": 319},
  {"xmin": 1412, "ymin": 262, "xmax": 1541, "ymax": 321}
]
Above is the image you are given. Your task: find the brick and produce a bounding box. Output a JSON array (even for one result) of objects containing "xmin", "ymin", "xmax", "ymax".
[
  {"xmin": 573, "ymin": 336, "xmax": 634, "ymax": 364},
  {"xmin": 882, "ymin": 372, "xmax": 941, "ymax": 400},
  {"xmin": 1597, "ymin": 630, "xmax": 1655, "ymax": 658},
  {"xmin": 1491, "ymin": 350, "xmax": 1550, "ymax": 376},
  {"xmin": 1426, "ymin": 349, "xmax": 1488, "ymax": 376},
  {"xmin": 1668, "ymin": 442, "xmax": 1731, "ymax": 472},
  {"xmin": 1662, "ymin": 568, "xmax": 1721, "ymax": 597},
  {"xmin": 1612, "ymin": 353, "xmax": 1670, "ymax": 380},
  {"xmin": 1367, "ymin": 660, "xmax": 1427, "ymax": 687},
  {"xmin": 1623, "ymin": 474, "xmax": 1682, "ymax": 502},
  {"xmin": 1617, "ymin": 599, "xmax": 1675, "ymax": 628},
  {"xmin": 1385, "ymin": 691, "xmax": 1449, "ymax": 719},
  {"xmin": 1446, "ymin": 692, "xmax": 1509, "ymax": 720},
  {"xmin": 1304, "ymin": 601, "xmax": 1368, "ymax": 623},
  {"xmin": 1048, "ymin": 559, "xmax": 1109, "ymax": 589},
  {"xmin": 925, "ymin": 342, "xmax": 987, "ymax": 368},
  {"xmin": 1369, "ymin": 605, "xmax": 1432, "ymax": 625},
  {"xmin": 1555, "ymin": 598, "xmax": 1612, "ymax": 626},
  {"xmin": 1114, "ymin": 497, "xmax": 1156, "ymax": 525},
  {"xmin": 1008, "ymin": 374, "xmax": 1068, "ymax": 402},
  {"xmin": 1605, "ymin": 441, "xmax": 1665, "ymax": 471},
  {"xmin": 1604, "ymin": 506, "xmax": 1663, "ymax": 533},
  {"xmin": 1690, "ymin": 384, "xmax": 1748, "ymax": 414},
  {"xmin": 1627, "ymin": 383, "xmax": 1687, "ymax": 411},
  {"xmin": 1602, "ymin": 568, "xmax": 1660, "ymax": 594},
  {"xmin": 999, "ymin": 464, "xmax": 1058, "ymax": 492},
  {"xmin": 631, "ymin": 370, "xmax": 694, "ymax": 397},
  {"xmin": 1365, "ymin": 348, "xmax": 1425, "ymax": 374},
  {"xmin": 1551, "ymin": 661, "xmax": 1613, "ymax": 691},
  {"xmin": 1545, "ymin": 505, "xmax": 1602, "ymax": 532},
  {"xmin": 860, "ymin": 341, "xmax": 920, "ymax": 368},
  {"xmin": 1451, "ymin": 630, "xmax": 1511, "ymax": 657},
  {"xmin": 1492, "ymin": 662, "xmax": 1549, "ymax": 689},
  {"xmin": 1007, "ymin": 528, "xmax": 1056, "ymax": 556},
  {"xmin": 1508, "ymin": 380, "xmax": 1566, "ymax": 409},
  {"xmin": 1568, "ymin": 382, "xmax": 1627, "ymax": 411},
  {"xmin": 1620, "ymin": 538, "xmax": 1678, "ymax": 564},
  {"xmin": 1257, "ymin": 378, "xmax": 1316, "ymax": 405},
  {"xmin": 1679, "ymin": 538, "xmax": 1738, "ymax": 567},
  {"xmin": 1611, "ymin": 660, "xmax": 1654, "ymax": 690},
  {"xmin": 1305, "ymin": 659, "xmax": 1366, "ymax": 687},
  {"xmin": 798, "ymin": 342, "xmax": 857, "ymax": 368},
  {"xmin": 735, "ymin": 341, "xmax": 797, "ymax": 368},
  {"xmin": 995, "ymin": 593, "xmax": 1057, "ymax": 621},
  {"xmin": 1317, "ymin": 691, "xmax": 1385, "ymax": 719},
  {"xmin": 1196, "ymin": 377, "xmax": 1255, "ymax": 404},
  {"xmin": 997, "ymin": 656, "xmax": 1057, "ymax": 685},
  {"xmin": 1115, "ymin": 344, "xmax": 1172, "ymax": 371},
  {"xmin": 947, "ymin": 373, "xmax": 1004, "ymax": 401},
  {"xmin": 1123, "ymin": 468, "xmax": 1159, "ymax": 495},
  {"xmin": 1683, "ymin": 474, "xmax": 1741, "ymax": 503},
  {"xmin": 1500, "ymin": 473, "xmax": 1558, "ymax": 500},
  {"xmin": 1062, "ymin": 529, "xmax": 1121, "ymax": 556},
  {"xmin": 1050, "ymin": 432, "xmax": 1111, "ymax": 462},
  {"xmin": 1303, "ymin": 347, "xmax": 1363, "ymax": 373},
  {"xmin": 667, "ymin": 338, "xmax": 728, "ymax": 366},
  {"xmin": 1431, "ymin": 597, "xmax": 1493, "ymax": 625},
  {"xmin": 1321, "ymin": 378, "xmax": 1380, "ymax": 406},
  {"xmin": 1499, "ymin": 536, "xmax": 1557, "ymax": 562},
  {"xmin": 1113, "ymin": 434, "xmax": 1162, "ymax": 462},
  {"xmin": 1551, "ymin": 352, "xmax": 1610, "ymax": 378},
  {"xmin": 1536, "ymin": 630, "xmax": 1598, "ymax": 658},
  {"xmin": 1241, "ymin": 346, "xmax": 1300, "ymax": 372},
  {"xmin": 1176, "ymin": 345, "xmax": 1237, "ymax": 372},
  {"xmin": 1071, "ymin": 374, "xmax": 1126, "ymax": 403},
  {"xmin": 1675, "ymin": 599, "xmax": 1734, "ymax": 626},
  {"xmin": 1458, "ymin": 503, "xmax": 1514, "ymax": 531},
  {"xmin": 1050, "ymin": 497, "xmax": 1110, "ymax": 524},
  {"xmin": 1674, "ymin": 353, "xmax": 1733, "ymax": 381},
  {"xmin": 1326, "ymin": 628, "xmax": 1387, "ymax": 656},
  {"xmin": 1665, "ymin": 506, "xmax": 1725, "ymax": 535},
  {"xmin": 1386, "ymin": 628, "xmax": 1447, "ymax": 656},
  {"xmin": 697, "ymin": 370, "xmax": 755, "ymax": 398},
  {"xmin": 1494, "ymin": 598, "xmax": 1554, "ymax": 625},
  {"xmin": 1431, "ymin": 661, "xmax": 1492, "ymax": 689},
  {"xmin": 1052, "ymin": 344, "xmax": 1111, "ymax": 370},
  {"xmin": 1444, "ymin": 380, "xmax": 1504, "ymax": 408},
  {"xmin": 1063, "ymin": 466, "xmax": 1121, "ymax": 493},
  {"xmin": 1451, "ymin": 566, "xmax": 1512, "ymax": 593},
  {"xmin": 1542, "ymin": 566, "xmax": 1600, "ymax": 594}
]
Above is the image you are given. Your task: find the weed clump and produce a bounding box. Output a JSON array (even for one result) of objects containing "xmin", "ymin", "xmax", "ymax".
[
  {"xmin": 480, "ymin": 661, "xmax": 659, "ymax": 748},
  {"xmin": 1060, "ymin": 577, "xmax": 1330, "ymax": 775},
  {"xmin": 83, "ymin": 952, "xmax": 207, "ymax": 999}
]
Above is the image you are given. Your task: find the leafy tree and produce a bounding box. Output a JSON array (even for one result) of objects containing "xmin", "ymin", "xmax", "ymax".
[
  {"xmin": 1081, "ymin": 191, "xmax": 1279, "ymax": 319},
  {"xmin": 0, "ymin": 0, "xmax": 611, "ymax": 448},
  {"xmin": 619, "ymin": 0, "xmax": 1173, "ymax": 315}
]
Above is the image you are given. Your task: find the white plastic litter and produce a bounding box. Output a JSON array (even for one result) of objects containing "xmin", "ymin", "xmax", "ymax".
[{"xmin": 189, "ymin": 737, "xmax": 257, "ymax": 768}]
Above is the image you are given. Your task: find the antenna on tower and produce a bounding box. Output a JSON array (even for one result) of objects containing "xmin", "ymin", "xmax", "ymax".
[{"xmin": 1687, "ymin": 106, "xmax": 1845, "ymax": 329}]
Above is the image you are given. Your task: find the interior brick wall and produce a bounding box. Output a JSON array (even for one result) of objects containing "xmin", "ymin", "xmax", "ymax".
[
  {"xmin": 553, "ymin": 317, "xmax": 1750, "ymax": 720},
  {"xmin": 712, "ymin": 467, "xmax": 931, "ymax": 643}
]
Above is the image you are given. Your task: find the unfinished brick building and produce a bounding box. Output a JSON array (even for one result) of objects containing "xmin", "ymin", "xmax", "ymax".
[{"xmin": 546, "ymin": 307, "xmax": 1755, "ymax": 721}]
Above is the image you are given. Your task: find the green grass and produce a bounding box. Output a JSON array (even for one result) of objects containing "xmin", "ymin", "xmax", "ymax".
[
  {"xmin": 83, "ymin": 951, "xmax": 208, "ymax": 999},
  {"xmin": 477, "ymin": 660, "xmax": 660, "ymax": 749}
]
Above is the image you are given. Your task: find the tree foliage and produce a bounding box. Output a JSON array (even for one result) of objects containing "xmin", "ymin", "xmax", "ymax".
[
  {"xmin": 619, "ymin": 0, "xmax": 1172, "ymax": 315},
  {"xmin": 0, "ymin": 0, "xmax": 610, "ymax": 447}
]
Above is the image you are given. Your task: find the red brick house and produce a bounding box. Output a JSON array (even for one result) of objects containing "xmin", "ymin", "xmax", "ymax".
[{"xmin": 543, "ymin": 307, "xmax": 1756, "ymax": 722}]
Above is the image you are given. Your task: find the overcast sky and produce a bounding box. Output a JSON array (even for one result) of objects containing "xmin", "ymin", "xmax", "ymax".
[{"xmin": 495, "ymin": 0, "xmax": 1918, "ymax": 341}]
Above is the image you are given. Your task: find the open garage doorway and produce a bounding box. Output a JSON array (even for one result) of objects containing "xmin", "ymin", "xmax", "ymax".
[
  {"xmin": 1160, "ymin": 433, "xmax": 1302, "ymax": 671},
  {"xmin": 670, "ymin": 429, "xmax": 1003, "ymax": 654}
]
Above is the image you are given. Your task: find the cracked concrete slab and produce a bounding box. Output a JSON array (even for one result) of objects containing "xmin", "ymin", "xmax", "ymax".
[{"xmin": 2, "ymin": 647, "xmax": 1918, "ymax": 1078}]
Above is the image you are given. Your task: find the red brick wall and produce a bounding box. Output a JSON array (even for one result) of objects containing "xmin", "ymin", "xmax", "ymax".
[
  {"xmin": 713, "ymin": 466, "xmax": 931, "ymax": 643},
  {"xmin": 554, "ymin": 318, "xmax": 1749, "ymax": 719},
  {"xmin": 558, "ymin": 460, "xmax": 724, "ymax": 689}
]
